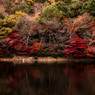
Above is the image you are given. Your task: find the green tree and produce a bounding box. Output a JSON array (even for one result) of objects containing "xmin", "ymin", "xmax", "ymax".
[
  {"xmin": 38, "ymin": 1, "xmax": 69, "ymax": 24},
  {"xmin": 82, "ymin": 0, "xmax": 95, "ymax": 16},
  {"xmin": 68, "ymin": 1, "xmax": 83, "ymax": 17}
]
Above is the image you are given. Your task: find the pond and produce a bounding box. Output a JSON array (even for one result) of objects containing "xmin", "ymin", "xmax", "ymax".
[{"xmin": 0, "ymin": 62, "xmax": 95, "ymax": 95}]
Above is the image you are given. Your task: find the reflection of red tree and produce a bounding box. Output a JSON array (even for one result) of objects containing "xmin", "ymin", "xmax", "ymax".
[
  {"xmin": 87, "ymin": 64, "xmax": 95, "ymax": 79},
  {"xmin": 2, "ymin": 64, "xmax": 95, "ymax": 88},
  {"xmin": 63, "ymin": 64, "xmax": 87, "ymax": 85},
  {"xmin": 32, "ymin": 67, "xmax": 40, "ymax": 79},
  {"xmin": 6, "ymin": 76, "xmax": 19, "ymax": 87},
  {"xmin": 87, "ymin": 65, "xmax": 95, "ymax": 73},
  {"xmin": 5, "ymin": 65, "xmax": 42, "ymax": 87},
  {"xmin": 5, "ymin": 65, "xmax": 31, "ymax": 87}
]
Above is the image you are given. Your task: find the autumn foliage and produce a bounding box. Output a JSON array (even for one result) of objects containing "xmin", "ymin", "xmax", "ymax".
[
  {"xmin": 0, "ymin": 30, "xmax": 31, "ymax": 57},
  {"xmin": 86, "ymin": 40, "xmax": 95, "ymax": 57},
  {"xmin": 63, "ymin": 37, "xmax": 88, "ymax": 57},
  {"xmin": 0, "ymin": 2, "xmax": 95, "ymax": 58}
]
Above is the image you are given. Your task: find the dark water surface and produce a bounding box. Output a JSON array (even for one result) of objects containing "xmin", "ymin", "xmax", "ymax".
[{"xmin": 0, "ymin": 62, "xmax": 95, "ymax": 95}]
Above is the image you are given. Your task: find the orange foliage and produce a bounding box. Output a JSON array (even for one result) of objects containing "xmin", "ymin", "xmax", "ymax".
[
  {"xmin": 33, "ymin": 42, "xmax": 41, "ymax": 49},
  {"xmin": 63, "ymin": 17, "xmax": 68, "ymax": 21}
]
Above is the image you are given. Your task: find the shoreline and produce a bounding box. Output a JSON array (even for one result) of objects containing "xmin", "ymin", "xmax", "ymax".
[{"xmin": 0, "ymin": 56, "xmax": 95, "ymax": 64}]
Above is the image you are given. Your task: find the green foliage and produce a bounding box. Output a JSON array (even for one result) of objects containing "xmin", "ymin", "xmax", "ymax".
[
  {"xmin": 13, "ymin": 6, "xmax": 21, "ymax": 13},
  {"xmin": 38, "ymin": 1, "xmax": 69, "ymax": 24},
  {"xmin": 68, "ymin": 1, "xmax": 83, "ymax": 17},
  {"xmin": 0, "ymin": 13, "xmax": 5, "ymax": 19},
  {"xmin": 56, "ymin": 1, "xmax": 68, "ymax": 15},
  {"xmin": 43, "ymin": 1, "xmax": 50, "ymax": 7},
  {"xmin": 82, "ymin": 0, "xmax": 95, "ymax": 16},
  {"xmin": 72, "ymin": 0, "xmax": 88, "ymax": 2},
  {"xmin": 38, "ymin": 1, "xmax": 85, "ymax": 24},
  {"xmin": 34, "ymin": 56, "xmax": 38, "ymax": 59},
  {"xmin": 13, "ymin": 1, "xmax": 33, "ymax": 14},
  {"xmin": 3, "ymin": 0, "xmax": 33, "ymax": 14},
  {"xmin": 3, "ymin": 0, "xmax": 13, "ymax": 14},
  {"xmin": 64, "ymin": 0, "xmax": 72, "ymax": 4}
]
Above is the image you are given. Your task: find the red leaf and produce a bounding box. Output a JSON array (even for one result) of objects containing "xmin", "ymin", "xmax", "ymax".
[{"xmin": 8, "ymin": 33, "xmax": 21, "ymax": 38}]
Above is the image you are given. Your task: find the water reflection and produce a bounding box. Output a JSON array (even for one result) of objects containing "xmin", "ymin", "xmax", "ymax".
[{"xmin": 0, "ymin": 62, "xmax": 95, "ymax": 95}]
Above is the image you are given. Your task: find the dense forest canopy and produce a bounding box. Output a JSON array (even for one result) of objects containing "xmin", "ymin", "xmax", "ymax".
[{"xmin": 0, "ymin": 0, "xmax": 95, "ymax": 58}]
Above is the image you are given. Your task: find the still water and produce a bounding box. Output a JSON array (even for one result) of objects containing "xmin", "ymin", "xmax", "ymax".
[{"xmin": 0, "ymin": 62, "xmax": 95, "ymax": 95}]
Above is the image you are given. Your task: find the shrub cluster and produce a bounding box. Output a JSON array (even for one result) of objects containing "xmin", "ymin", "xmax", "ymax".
[
  {"xmin": 1, "ymin": 0, "xmax": 34, "ymax": 14},
  {"xmin": 13, "ymin": 1, "xmax": 33, "ymax": 14},
  {"xmin": 63, "ymin": 37, "xmax": 88, "ymax": 57},
  {"xmin": 0, "ymin": 11, "xmax": 27, "ymax": 39}
]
